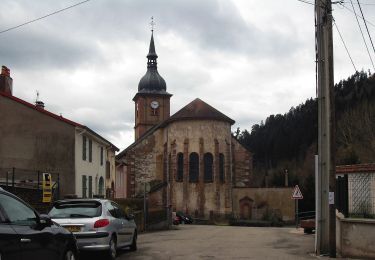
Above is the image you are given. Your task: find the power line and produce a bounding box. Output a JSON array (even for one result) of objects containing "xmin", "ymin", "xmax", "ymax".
[
  {"xmin": 333, "ymin": 19, "xmax": 358, "ymax": 72},
  {"xmin": 297, "ymin": 0, "xmax": 315, "ymax": 6},
  {"xmin": 339, "ymin": 3, "xmax": 375, "ymax": 27},
  {"xmin": 348, "ymin": 0, "xmax": 375, "ymax": 70},
  {"xmin": 356, "ymin": 0, "xmax": 375, "ymax": 59},
  {"xmin": 342, "ymin": 1, "xmax": 375, "ymax": 5},
  {"xmin": 0, "ymin": 0, "xmax": 91, "ymax": 35}
]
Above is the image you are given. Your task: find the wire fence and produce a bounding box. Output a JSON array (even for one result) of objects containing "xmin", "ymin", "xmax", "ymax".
[{"xmin": 348, "ymin": 172, "xmax": 375, "ymax": 218}]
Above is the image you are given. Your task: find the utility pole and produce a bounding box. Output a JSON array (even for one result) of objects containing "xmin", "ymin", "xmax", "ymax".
[{"xmin": 315, "ymin": 0, "xmax": 336, "ymax": 257}]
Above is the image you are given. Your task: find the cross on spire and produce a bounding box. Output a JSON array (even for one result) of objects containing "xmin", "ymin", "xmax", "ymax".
[{"xmin": 150, "ymin": 16, "xmax": 155, "ymax": 32}]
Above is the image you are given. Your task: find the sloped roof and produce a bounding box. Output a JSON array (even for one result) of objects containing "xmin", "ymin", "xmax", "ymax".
[
  {"xmin": 336, "ymin": 163, "xmax": 375, "ymax": 174},
  {"xmin": 0, "ymin": 92, "xmax": 119, "ymax": 151},
  {"xmin": 117, "ymin": 98, "xmax": 235, "ymax": 159},
  {"xmin": 166, "ymin": 98, "xmax": 235, "ymax": 125}
]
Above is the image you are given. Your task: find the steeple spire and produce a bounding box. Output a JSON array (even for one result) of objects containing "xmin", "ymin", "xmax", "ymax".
[
  {"xmin": 136, "ymin": 17, "xmax": 169, "ymax": 94},
  {"xmin": 147, "ymin": 32, "xmax": 158, "ymax": 65},
  {"xmin": 147, "ymin": 17, "xmax": 158, "ymax": 68}
]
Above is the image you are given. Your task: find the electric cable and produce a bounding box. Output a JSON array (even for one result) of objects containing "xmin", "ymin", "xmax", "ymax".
[
  {"xmin": 356, "ymin": 0, "xmax": 375, "ymax": 58},
  {"xmin": 333, "ymin": 18, "xmax": 358, "ymax": 72},
  {"xmin": 297, "ymin": 0, "xmax": 315, "ymax": 6},
  {"xmin": 348, "ymin": 0, "xmax": 375, "ymax": 71},
  {"xmin": 339, "ymin": 3, "xmax": 375, "ymax": 27},
  {"xmin": 0, "ymin": 0, "xmax": 91, "ymax": 35}
]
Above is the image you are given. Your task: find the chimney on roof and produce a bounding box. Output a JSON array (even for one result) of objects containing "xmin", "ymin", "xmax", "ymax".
[
  {"xmin": 0, "ymin": 66, "xmax": 13, "ymax": 95},
  {"xmin": 35, "ymin": 101, "xmax": 45, "ymax": 109}
]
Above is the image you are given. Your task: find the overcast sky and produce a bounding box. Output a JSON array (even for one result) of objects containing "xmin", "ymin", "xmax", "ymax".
[{"xmin": 1, "ymin": 0, "xmax": 375, "ymax": 151}]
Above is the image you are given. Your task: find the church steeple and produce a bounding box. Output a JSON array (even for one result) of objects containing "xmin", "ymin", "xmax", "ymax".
[
  {"xmin": 133, "ymin": 19, "xmax": 172, "ymax": 140},
  {"xmin": 147, "ymin": 32, "xmax": 158, "ymax": 66},
  {"xmin": 137, "ymin": 30, "xmax": 167, "ymax": 94}
]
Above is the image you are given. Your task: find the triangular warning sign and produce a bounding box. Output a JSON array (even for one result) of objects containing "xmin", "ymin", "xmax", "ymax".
[{"xmin": 292, "ymin": 185, "xmax": 303, "ymax": 199}]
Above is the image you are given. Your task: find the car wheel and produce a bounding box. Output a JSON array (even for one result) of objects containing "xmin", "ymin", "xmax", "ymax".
[
  {"xmin": 63, "ymin": 249, "xmax": 76, "ymax": 260},
  {"xmin": 129, "ymin": 232, "xmax": 137, "ymax": 251},
  {"xmin": 108, "ymin": 235, "xmax": 117, "ymax": 260}
]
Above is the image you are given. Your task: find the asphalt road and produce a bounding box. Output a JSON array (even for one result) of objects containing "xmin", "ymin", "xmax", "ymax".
[{"xmin": 116, "ymin": 225, "xmax": 316, "ymax": 260}]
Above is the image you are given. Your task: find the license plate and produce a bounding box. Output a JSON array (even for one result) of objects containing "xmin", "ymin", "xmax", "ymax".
[{"xmin": 64, "ymin": 226, "xmax": 81, "ymax": 233}]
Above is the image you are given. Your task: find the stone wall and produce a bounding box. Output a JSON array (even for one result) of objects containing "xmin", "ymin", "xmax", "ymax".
[
  {"xmin": 120, "ymin": 119, "xmax": 254, "ymax": 219},
  {"xmin": 233, "ymin": 187, "xmax": 295, "ymax": 221},
  {"xmin": 167, "ymin": 120, "xmax": 233, "ymax": 218},
  {"xmin": 232, "ymin": 136, "xmax": 252, "ymax": 187},
  {"xmin": 336, "ymin": 213, "xmax": 375, "ymax": 258}
]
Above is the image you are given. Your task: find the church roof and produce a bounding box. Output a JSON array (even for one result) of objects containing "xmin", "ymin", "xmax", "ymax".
[
  {"xmin": 166, "ymin": 98, "xmax": 235, "ymax": 125},
  {"xmin": 116, "ymin": 98, "xmax": 235, "ymax": 159}
]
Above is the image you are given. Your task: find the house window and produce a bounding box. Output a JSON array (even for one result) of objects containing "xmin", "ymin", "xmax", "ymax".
[
  {"xmin": 106, "ymin": 161, "xmax": 110, "ymax": 179},
  {"xmin": 82, "ymin": 136, "xmax": 87, "ymax": 161},
  {"xmin": 189, "ymin": 152, "xmax": 199, "ymax": 182},
  {"xmin": 89, "ymin": 139, "xmax": 92, "ymax": 162},
  {"xmin": 204, "ymin": 153, "xmax": 213, "ymax": 182},
  {"xmin": 88, "ymin": 176, "xmax": 93, "ymax": 198},
  {"xmin": 100, "ymin": 147, "xmax": 104, "ymax": 166},
  {"xmin": 99, "ymin": 177, "xmax": 104, "ymax": 196},
  {"xmin": 82, "ymin": 175, "xmax": 87, "ymax": 198},
  {"xmin": 176, "ymin": 153, "xmax": 183, "ymax": 182},
  {"xmin": 219, "ymin": 153, "xmax": 225, "ymax": 183}
]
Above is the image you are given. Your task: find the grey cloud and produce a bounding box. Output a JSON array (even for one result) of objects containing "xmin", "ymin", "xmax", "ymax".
[
  {"xmin": 1, "ymin": 0, "xmax": 302, "ymax": 69},
  {"xmin": 0, "ymin": 29, "xmax": 99, "ymax": 69}
]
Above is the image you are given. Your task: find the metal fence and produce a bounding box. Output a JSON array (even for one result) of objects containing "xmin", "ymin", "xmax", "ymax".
[
  {"xmin": 0, "ymin": 167, "xmax": 60, "ymax": 200},
  {"xmin": 336, "ymin": 171, "xmax": 375, "ymax": 218},
  {"xmin": 348, "ymin": 172, "xmax": 375, "ymax": 217}
]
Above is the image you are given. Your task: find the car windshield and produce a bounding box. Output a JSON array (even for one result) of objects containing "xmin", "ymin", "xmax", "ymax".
[{"xmin": 49, "ymin": 201, "xmax": 102, "ymax": 218}]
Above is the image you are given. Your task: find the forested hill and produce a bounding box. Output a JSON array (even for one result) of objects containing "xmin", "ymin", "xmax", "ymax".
[{"xmin": 235, "ymin": 71, "xmax": 375, "ymax": 208}]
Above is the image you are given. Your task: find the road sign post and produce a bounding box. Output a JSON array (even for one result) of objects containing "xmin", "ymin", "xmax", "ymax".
[{"xmin": 292, "ymin": 185, "xmax": 303, "ymax": 229}]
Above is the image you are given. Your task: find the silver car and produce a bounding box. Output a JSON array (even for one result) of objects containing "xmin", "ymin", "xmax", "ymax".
[{"xmin": 49, "ymin": 199, "xmax": 137, "ymax": 259}]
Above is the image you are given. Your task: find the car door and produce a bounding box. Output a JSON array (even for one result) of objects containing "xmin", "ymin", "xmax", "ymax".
[
  {"xmin": 0, "ymin": 209, "xmax": 21, "ymax": 260},
  {"xmin": 112, "ymin": 202, "xmax": 134, "ymax": 244},
  {"xmin": 107, "ymin": 202, "xmax": 128, "ymax": 246},
  {"xmin": 0, "ymin": 193, "xmax": 60, "ymax": 260}
]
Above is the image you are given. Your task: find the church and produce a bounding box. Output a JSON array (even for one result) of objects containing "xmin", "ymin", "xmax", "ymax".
[{"xmin": 116, "ymin": 32, "xmax": 253, "ymax": 218}]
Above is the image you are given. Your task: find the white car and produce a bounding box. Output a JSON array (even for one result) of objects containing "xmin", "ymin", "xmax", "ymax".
[{"xmin": 49, "ymin": 199, "xmax": 137, "ymax": 260}]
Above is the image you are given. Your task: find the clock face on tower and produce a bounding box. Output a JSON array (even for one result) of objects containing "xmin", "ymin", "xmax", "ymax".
[{"xmin": 150, "ymin": 100, "xmax": 159, "ymax": 109}]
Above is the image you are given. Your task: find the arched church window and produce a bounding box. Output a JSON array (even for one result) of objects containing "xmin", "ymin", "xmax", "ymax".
[
  {"xmin": 189, "ymin": 152, "xmax": 199, "ymax": 182},
  {"xmin": 204, "ymin": 153, "xmax": 213, "ymax": 182},
  {"xmin": 219, "ymin": 153, "xmax": 225, "ymax": 183},
  {"xmin": 177, "ymin": 153, "xmax": 183, "ymax": 182}
]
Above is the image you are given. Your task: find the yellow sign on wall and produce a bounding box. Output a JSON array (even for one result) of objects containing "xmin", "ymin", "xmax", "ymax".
[{"xmin": 42, "ymin": 173, "xmax": 52, "ymax": 203}]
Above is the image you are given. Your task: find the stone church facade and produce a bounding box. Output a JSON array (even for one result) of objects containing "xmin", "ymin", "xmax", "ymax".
[{"xmin": 116, "ymin": 32, "xmax": 252, "ymax": 218}]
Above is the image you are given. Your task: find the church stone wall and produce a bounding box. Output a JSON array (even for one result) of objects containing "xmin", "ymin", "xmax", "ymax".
[
  {"xmin": 126, "ymin": 128, "xmax": 166, "ymax": 197},
  {"xmin": 232, "ymin": 187, "xmax": 295, "ymax": 221},
  {"xmin": 232, "ymin": 137, "xmax": 253, "ymax": 187},
  {"xmin": 167, "ymin": 120, "xmax": 233, "ymax": 217},
  {"xmin": 121, "ymin": 119, "xmax": 254, "ymax": 219}
]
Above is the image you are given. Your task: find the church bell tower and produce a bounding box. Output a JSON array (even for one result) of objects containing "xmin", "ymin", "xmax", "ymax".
[{"xmin": 133, "ymin": 28, "xmax": 172, "ymax": 140}]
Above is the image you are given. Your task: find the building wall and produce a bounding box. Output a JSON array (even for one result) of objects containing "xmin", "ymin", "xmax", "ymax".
[
  {"xmin": 167, "ymin": 120, "xmax": 233, "ymax": 217},
  {"xmin": 121, "ymin": 119, "xmax": 254, "ymax": 219},
  {"xmin": 232, "ymin": 187, "xmax": 295, "ymax": 221},
  {"xmin": 74, "ymin": 131, "xmax": 106, "ymax": 198},
  {"xmin": 232, "ymin": 137, "xmax": 253, "ymax": 187},
  {"xmin": 106, "ymin": 149, "xmax": 116, "ymax": 197},
  {"xmin": 0, "ymin": 96, "xmax": 76, "ymax": 196},
  {"xmin": 115, "ymin": 163, "xmax": 127, "ymax": 198}
]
